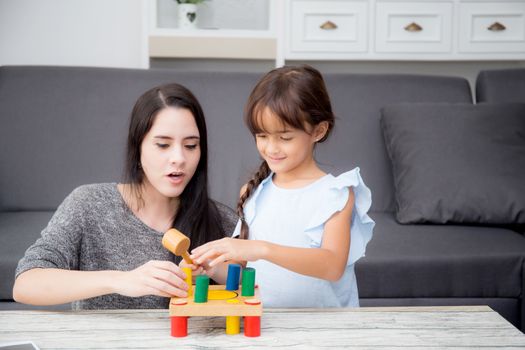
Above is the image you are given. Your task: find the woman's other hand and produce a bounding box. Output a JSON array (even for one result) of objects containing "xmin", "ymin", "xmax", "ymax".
[{"xmin": 116, "ymin": 260, "xmax": 189, "ymax": 298}]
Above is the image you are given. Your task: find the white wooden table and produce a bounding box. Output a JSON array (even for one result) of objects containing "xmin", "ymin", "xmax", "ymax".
[{"xmin": 1, "ymin": 306, "xmax": 524, "ymax": 349}]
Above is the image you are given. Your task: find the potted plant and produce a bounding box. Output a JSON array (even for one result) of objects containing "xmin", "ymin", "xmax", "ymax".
[{"xmin": 176, "ymin": 0, "xmax": 206, "ymax": 29}]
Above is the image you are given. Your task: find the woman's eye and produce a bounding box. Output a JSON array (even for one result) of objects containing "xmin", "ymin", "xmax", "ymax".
[
  {"xmin": 185, "ymin": 144, "xmax": 198, "ymax": 150},
  {"xmin": 280, "ymin": 136, "xmax": 293, "ymax": 141},
  {"xmin": 155, "ymin": 143, "xmax": 169, "ymax": 149},
  {"xmin": 255, "ymin": 134, "xmax": 267, "ymax": 139}
]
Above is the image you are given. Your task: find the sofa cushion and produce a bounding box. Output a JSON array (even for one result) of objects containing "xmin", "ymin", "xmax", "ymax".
[
  {"xmin": 0, "ymin": 67, "xmax": 473, "ymax": 212},
  {"xmin": 0, "ymin": 211, "xmax": 54, "ymax": 300},
  {"xmin": 381, "ymin": 103, "xmax": 525, "ymax": 224},
  {"xmin": 0, "ymin": 66, "xmax": 262, "ymax": 211},
  {"xmin": 355, "ymin": 212, "xmax": 525, "ymax": 299},
  {"xmin": 322, "ymin": 74, "xmax": 472, "ymax": 212},
  {"xmin": 476, "ymin": 68, "xmax": 525, "ymax": 103}
]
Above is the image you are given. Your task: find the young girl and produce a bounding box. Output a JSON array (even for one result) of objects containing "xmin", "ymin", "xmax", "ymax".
[
  {"xmin": 190, "ymin": 65, "xmax": 375, "ymax": 308},
  {"xmin": 13, "ymin": 83, "xmax": 237, "ymax": 309}
]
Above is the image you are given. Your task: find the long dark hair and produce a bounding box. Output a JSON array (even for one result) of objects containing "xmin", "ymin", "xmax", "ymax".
[
  {"xmin": 123, "ymin": 83, "xmax": 225, "ymax": 252},
  {"xmin": 238, "ymin": 65, "xmax": 335, "ymax": 239}
]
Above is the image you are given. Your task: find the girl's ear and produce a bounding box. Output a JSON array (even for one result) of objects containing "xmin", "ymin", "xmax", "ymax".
[{"xmin": 313, "ymin": 121, "xmax": 329, "ymax": 142}]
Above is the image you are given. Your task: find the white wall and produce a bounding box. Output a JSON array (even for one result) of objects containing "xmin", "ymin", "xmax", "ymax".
[
  {"xmin": 1, "ymin": 0, "xmax": 524, "ymax": 78},
  {"xmin": 0, "ymin": 0, "xmax": 146, "ymax": 68}
]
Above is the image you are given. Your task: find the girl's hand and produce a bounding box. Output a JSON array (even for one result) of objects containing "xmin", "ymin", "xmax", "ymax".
[
  {"xmin": 115, "ymin": 260, "xmax": 189, "ymax": 298},
  {"xmin": 190, "ymin": 238, "xmax": 264, "ymax": 267},
  {"xmin": 179, "ymin": 256, "xmax": 223, "ymax": 281},
  {"xmin": 178, "ymin": 259, "xmax": 205, "ymax": 278}
]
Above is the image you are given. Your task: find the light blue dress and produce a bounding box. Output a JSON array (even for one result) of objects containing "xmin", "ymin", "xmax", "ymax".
[{"xmin": 232, "ymin": 167, "xmax": 375, "ymax": 308}]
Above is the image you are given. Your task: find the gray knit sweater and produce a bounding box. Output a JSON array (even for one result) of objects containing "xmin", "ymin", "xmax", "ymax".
[{"xmin": 15, "ymin": 183, "xmax": 238, "ymax": 310}]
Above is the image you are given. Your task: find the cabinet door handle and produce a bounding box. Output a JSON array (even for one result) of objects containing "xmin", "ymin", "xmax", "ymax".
[
  {"xmin": 404, "ymin": 22, "xmax": 423, "ymax": 32},
  {"xmin": 320, "ymin": 21, "xmax": 337, "ymax": 30},
  {"xmin": 488, "ymin": 22, "xmax": 506, "ymax": 31}
]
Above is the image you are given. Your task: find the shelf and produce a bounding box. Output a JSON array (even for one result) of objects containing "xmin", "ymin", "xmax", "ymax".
[
  {"xmin": 148, "ymin": 0, "xmax": 279, "ymax": 61},
  {"xmin": 150, "ymin": 28, "xmax": 276, "ymax": 39},
  {"xmin": 149, "ymin": 35, "xmax": 276, "ymax": 60}
]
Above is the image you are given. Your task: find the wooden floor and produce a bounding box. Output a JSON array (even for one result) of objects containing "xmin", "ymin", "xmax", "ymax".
[{"xmin": 1, "ymin": 305, "xmax": 524, "ymax": 349}]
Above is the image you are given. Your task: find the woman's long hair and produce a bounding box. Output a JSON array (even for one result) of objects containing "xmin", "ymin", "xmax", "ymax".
[
  {"xmin": 123, "ymin": 83, "xmax": 225, "ymax": 253},
  {"xmin": 238, "ymin": 65, "xmax": 335, "ymax": 239}
]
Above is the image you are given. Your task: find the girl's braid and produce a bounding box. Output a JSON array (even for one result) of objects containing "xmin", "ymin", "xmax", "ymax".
[{"xmin": 236, "ymin": 161, "xmax": 270, "ymax": 240}]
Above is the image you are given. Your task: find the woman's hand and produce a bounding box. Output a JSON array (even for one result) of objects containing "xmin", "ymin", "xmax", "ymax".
[
  {"xmin": 115, "ymin": 260, "xmax": 189, "ymax": 298},
  {"xmin": 190, "ymin": 238, "xmax": 264, "ymax": 267}
]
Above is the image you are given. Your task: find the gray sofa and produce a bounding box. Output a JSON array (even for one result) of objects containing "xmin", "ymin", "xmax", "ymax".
[{"xmin": 1, "ymin": 66, "xmax": 524, "ymax": 331}]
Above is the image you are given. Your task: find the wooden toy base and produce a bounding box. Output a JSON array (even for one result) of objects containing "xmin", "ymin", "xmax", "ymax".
[{"xmin": 169, "ymin": 284, "xmax": 263, "ymax": 337}]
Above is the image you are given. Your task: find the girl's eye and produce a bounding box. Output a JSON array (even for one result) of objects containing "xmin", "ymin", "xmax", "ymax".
[
  {"xmin": 280, "ymin": 136, "xmax": 293, "ymax": 141},
  {"xmin": 255, "ymin": 134, "xmax": 267, "ymax": 139},
  {"xmin": 185, "ymin": 144, "xmax": 198, "ymax": 150},
  {"xmin": 155, "ymin": 143, "xmax": 169, "ymax": 149}
]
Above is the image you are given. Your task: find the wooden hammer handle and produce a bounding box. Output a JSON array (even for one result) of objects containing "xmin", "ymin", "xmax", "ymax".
[{"xmin": 181, "ymin": 251, "xmax": 194, "ymax": 265}]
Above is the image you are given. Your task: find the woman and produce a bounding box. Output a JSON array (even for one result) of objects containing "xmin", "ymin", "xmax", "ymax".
[{"xmin": 12, "ymin": 83, "xmax": 237, "ymax": 309}]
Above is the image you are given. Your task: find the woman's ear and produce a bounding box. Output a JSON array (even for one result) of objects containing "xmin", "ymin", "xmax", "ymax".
[{"xmin": 313, "ymin": 121, "xmax": 329, "ymax": 142}]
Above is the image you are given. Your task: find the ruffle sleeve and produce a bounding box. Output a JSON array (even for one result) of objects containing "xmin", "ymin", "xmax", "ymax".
[{"xmin": 304, "ymin": 167, "xmax": 375, "ymax": 266}]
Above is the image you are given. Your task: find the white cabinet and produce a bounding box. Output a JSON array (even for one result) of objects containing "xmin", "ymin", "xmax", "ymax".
[
  {"xmin": 375, "ymin": 2, "xmax": 453, "ymax": 53},
  {"xmin": 288, "ymin": 1, "xmax": 368, "ymax": 55},
  {"xmin": 285, "ymin": 0, "xmax": 525, "ymax": 60},
  {"xmin": 459, "ymin": 2, "xmax": 525, "ymax": 53}
]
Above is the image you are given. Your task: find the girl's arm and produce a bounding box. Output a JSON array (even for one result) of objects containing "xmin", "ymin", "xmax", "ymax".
[
  {"xmin": 13, "ymin": 260, "xmax": 189, "ymax": 305},
  {"xmin": 191, "ymin": 189, "xmax": 354, "ymax": 282}
]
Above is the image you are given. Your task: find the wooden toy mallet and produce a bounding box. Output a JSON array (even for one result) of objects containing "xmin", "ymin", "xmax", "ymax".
[{"xmin": 162, "ymin": 228, "xmax": 194, "ymax": 264}]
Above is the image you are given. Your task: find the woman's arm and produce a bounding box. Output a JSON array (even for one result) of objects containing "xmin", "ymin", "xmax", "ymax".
[
  {"xmin": 13, "ymin": 186, "xmax": 190, "ymax": 306},
  {"xmin": 191, "ymin": 189, "xmax": 354, "ymax": 282},
  {"xmin": 13, "ymin": 260, "xmax": 189, "ymax": 305}
]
